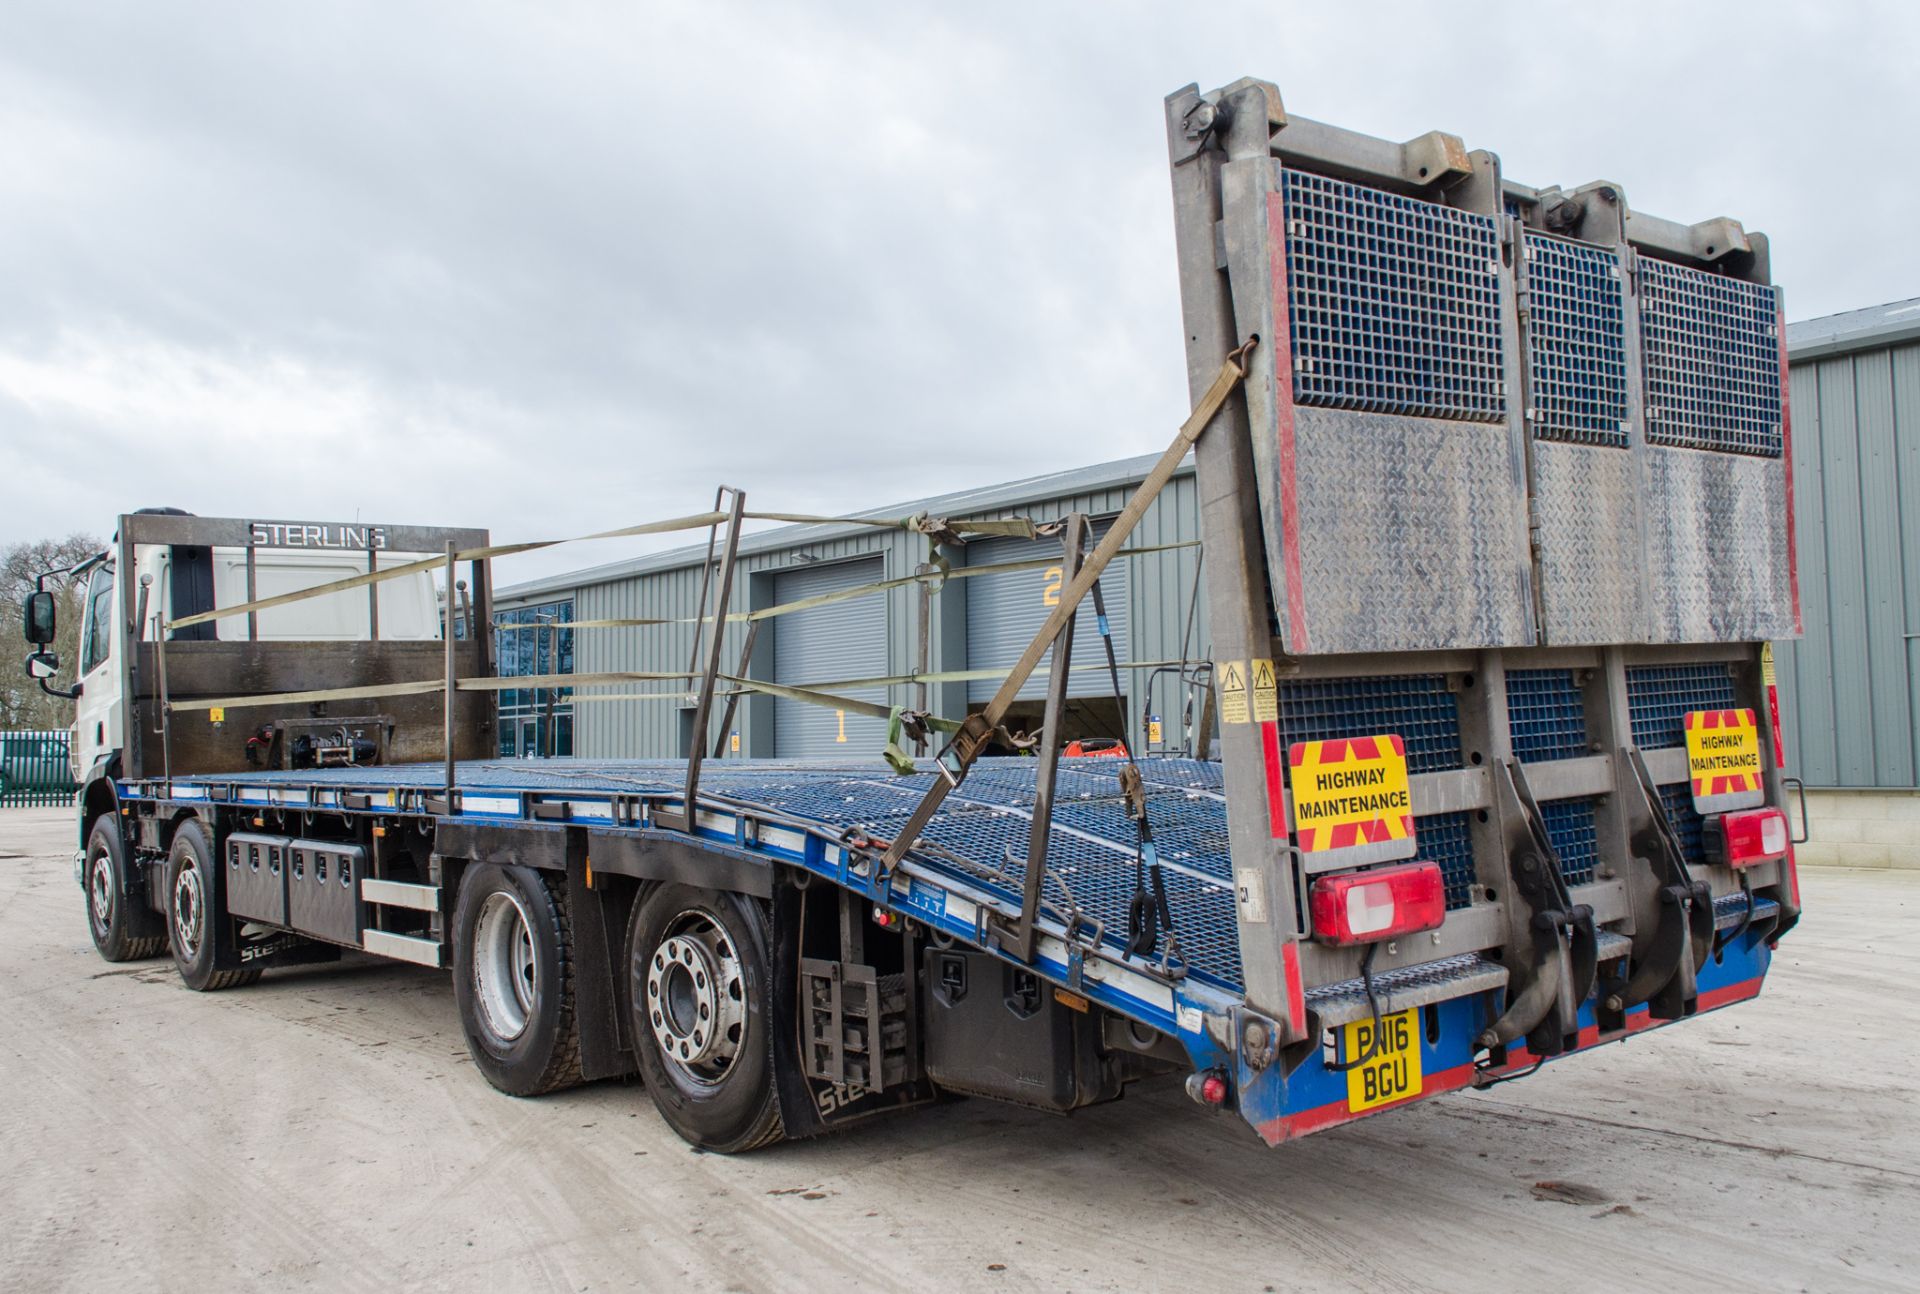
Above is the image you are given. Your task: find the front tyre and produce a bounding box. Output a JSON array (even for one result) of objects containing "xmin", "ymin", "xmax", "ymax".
[
  {"xmin": 167, "ymin": 819, "xmax": 260, "ymax": 991},
  {"xmin": 627, "ymin": 884, "xmax": 783, "ymax": 1153},
  {"xmin": 85, "ymin": 816, "xmax": 165, "ymax": 961},
  {"xmin": 451, "ymin": 864, "xmax": 583, "ymax": 1096}
]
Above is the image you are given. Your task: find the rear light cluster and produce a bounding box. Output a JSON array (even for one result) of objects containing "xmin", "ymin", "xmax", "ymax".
[
  {"xmin": 1704, "ymin": 806, "xmax": 1789, "ymax": 868},
  {"xmin": 1308, "ymin": 861, "xmax": 1446, "ymax": 946}
]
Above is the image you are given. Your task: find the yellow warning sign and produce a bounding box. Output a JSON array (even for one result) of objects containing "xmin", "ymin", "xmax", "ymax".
[
  {"xmin": 208, "ymin": 707, "xmax": 226, "ymax": 724},
  {"xmin": 730, "ymin": 731, "xmax": 741, "ymax": 754},
  {"xmin": 1251, "ymin": 658, "xmax": 1279, "ymax": 723},
  {"xmin": 1288, "ymin": 734, "xmax": 1415, "ymax": 858},
  {"xmin": 1218, "ymin": 660, "xmax": 1250, "ymax": 725},
  {"xmin": 1761, "ymin": 643, "xmax": 1777, "ymax": 688},
  {"xmin": 1684, "ymin": 709, "xmax": 1763, "ymax": 811},
  {"xmin": 1147, "ymin": 718, "xmax": 1163, "ymax": 744}
]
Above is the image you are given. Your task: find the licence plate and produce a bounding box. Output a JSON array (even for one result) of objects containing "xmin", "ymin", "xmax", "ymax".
[{"xmin": 1343, "ymin": 1008, "xmax": 1422, "ymax": 1112}]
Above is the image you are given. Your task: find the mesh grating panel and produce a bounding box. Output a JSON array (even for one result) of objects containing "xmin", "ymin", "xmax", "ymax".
[
  {"xmin": 1281, "ymin": 169, "xmax": 1506, "ymax": 422},
  {"xmin": 1506, "ymin": 668, "xmax": 1589, "ymax": 763},
  {"xmin": 1638, "ymin": 259, "xmax": 1783, "ymax": 456},
  {"xmin": 1280, "ymin": 674, "xmax": 1463, "ymax": 775},
  {"xmin": 1416, "ymin": 811, "xmax": 1476, "ymax": 910},
  {"xmin": 1523, "ymin": 233, "xmax": 1628, "ymax": 447},
  {"xmin": 1627, "ymin": 663, "xmax": 1737, "ymax": 749},
  {"xmin": 1540, "ymin": 797, "xmax": 1601, "ymax": 887},
  {"xmin": 1658, "ymin": 781, "xmax": 1706, "ymax": 868}
]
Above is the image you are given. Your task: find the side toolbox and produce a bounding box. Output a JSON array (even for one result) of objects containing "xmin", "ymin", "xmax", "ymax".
[
  {"xmin": 921, "ymin": 947, "xmax": 1121, "ymax": 1113},
  {"xmin": 225, "ymin": 833, "xmax": 292, "ymax": 925},
  {"xmin": 288, "ymin": 841, "xmax": 367, "ymax": 945}
]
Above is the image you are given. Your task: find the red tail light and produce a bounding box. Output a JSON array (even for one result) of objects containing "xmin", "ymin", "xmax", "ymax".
[
  {"xmin": 1705, "ymin": 807, "xmax": 1789, "ymax": 868},
  {"xmin": 1309, "ymin": 861, "xmax": 1446, "ymax": 946}
]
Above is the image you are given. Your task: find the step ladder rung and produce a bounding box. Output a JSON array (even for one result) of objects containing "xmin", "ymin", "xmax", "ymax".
[
  {"xmin": 361, "ymin": 879, "xmax": 440, "ymax": 911},
  {"xmin": 362, "ymin": 929, "xmax": 443, "ymax": 968}
]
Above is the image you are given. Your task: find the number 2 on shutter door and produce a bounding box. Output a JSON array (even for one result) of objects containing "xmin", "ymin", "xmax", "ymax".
[{"xmin": 1042, "ymin": 567, "xmax": 1062, "ymax": 607}]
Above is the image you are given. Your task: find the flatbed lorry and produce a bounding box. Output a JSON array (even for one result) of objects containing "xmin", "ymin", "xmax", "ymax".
[{"xmin": 20, "ymin": 77, "xmax": 1804, "ymax": 1152}]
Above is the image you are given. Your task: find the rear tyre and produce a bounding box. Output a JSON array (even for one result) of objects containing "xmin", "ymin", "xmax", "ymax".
[
  {"xmin": 627, "ymin": 883, "xmax": 784, "ymax": 1153},
  {"xmin": 85, "ymin": 816, "xmax": 165, "ymax": 961},
  {"xmin": 451, "ymin": 864, "xmax": 583, "ymax": 1096},
  {"xmin": 167, "ymin": 820, "xmax": 260, "ymax": 991}
]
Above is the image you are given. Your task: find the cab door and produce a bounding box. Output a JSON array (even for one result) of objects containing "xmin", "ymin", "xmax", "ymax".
[{"xmin": 71, "ymin": 564, "xmax": 122, "ymax": 776}]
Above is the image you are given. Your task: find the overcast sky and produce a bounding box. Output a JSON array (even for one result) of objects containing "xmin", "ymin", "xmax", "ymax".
[{"xmin": 1, "ymin": 2, "xmax": 1910, "ymax": 586}]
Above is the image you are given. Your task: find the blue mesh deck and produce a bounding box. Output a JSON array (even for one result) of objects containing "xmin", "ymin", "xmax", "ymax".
[
  {"xmin": 192, "ymin": 756, "xmax": 1248, "ymax": 992},
  {"xmin": 1523, "ymin": 232, "xmax": 1629, "ymax": 447},
  {"xmin": 1637, "ymin": 259, "xmax": 1783, "ymax": 457},
  {"xmin": 1540, "ymin": 797, "xmax": 1601, "ymax": 887},
  {"xmin": 1626, "ymin": 663, "xmax": 1738, "ymax": 749},
  {"xmin": 1279, "ymin": 674, "xmax": 1463, "ymax": 774},
  {"xmin": 1280, "ymin": 169, "xmax": 1506, "ymax": 422},
  {"xmin": 1658, "ymin": 781, "xmax": 1707, "ymax": 868},
  {"xmin": 1506, "ymin": 668, "xmax": 1588, "ymax": 763},
  {"xmin": 1416, "ymin": 810, "xmax": 1476, "ymax": 910}
]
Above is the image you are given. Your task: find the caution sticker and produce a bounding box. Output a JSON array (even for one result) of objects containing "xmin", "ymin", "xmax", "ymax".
[
  {"xmin": 1251, "ymin": 658, "xmax": 1279, "ymax": 723},
  {"xmin": 1288, "ymin": 734, "xmax": 1416, "ymax": 866},
  {"xmin": 1684, "ymin": 708, "xmax": 1764, "ymax": 813},
  {"xmin": 1218, "ymin": 660, "xmax": 1250, "ymax": 725}
]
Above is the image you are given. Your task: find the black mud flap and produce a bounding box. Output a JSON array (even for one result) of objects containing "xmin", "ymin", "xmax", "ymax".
[
  {"xmin": 1479, "ymin": 762, "xmax": 1599, "ymax": 1059},
  {"xmin": 1602, "ymin": 750, "xmax": 1716, "ymax": 1027},
  {"xmin": 769, "ymin": 880, "xmax": 936, "ymax": 1139}
]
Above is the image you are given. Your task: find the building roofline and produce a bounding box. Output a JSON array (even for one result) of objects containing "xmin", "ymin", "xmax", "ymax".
[
  {"xmin": 496, "ymin": 449, "xmax": 1188, "ymax": 604},
  {"xmin": 1787, "ymin": 297, "xmax": 1920, "ymax": 363}
]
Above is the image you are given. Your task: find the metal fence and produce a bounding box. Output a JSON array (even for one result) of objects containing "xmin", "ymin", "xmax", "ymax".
[{"xmin": 0, "ymin": 730, "xmax": 78, "ymax": 808}]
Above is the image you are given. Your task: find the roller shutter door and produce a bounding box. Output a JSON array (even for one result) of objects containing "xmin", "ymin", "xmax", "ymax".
[
  {"xmin": 773, "ymin": 558, "xmax": 888, "ymax": 758},
  {"xmin": 965, "ymin": 524, "xmax": 1128, "ymax": 704}
]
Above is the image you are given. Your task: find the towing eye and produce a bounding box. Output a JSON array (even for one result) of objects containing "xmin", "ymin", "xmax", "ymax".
[
  {"xmin": 1605, "ymin": 750, "xmax": 1716, "ymax": 1024},
  {"xmin": 1477, "ymin": 761, "xmax": 1598, "ymax": 1060}
]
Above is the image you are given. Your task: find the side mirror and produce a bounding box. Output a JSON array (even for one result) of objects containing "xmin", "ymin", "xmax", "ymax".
[
  {"xmin": 25, "ymin": 650, "xmax": 59, "ymax": 680},
  {"xmin": 23, "ymin": 590, "xmax": 56, "ymax": 646}
]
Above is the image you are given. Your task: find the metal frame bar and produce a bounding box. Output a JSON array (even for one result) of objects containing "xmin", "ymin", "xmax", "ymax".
[
  {"xmin": 670, "ymin": 487, "xmax": 746, "ymax": 830},
  {"xmin": 996, "ymin": 513, "xmax": 1085, "ymax": 963}
]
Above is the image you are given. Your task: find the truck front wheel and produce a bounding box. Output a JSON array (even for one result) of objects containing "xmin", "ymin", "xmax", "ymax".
[
  {"xmin": 451, "ymin": 864, "xmax": 583, "ymax": 1096},
  {"xmin": 85, "ymin": 816, "xmax": 165, "ymax": 961},
  {"xmin": 627, "ymin": 884, "xmax": 784, "ymax": 1153},
  {"xmin": 166, "ymin": 820, "xmax": 260, "ymax": 991}
]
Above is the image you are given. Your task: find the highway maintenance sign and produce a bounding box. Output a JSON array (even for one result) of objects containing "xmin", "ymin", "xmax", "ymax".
[
  {"xmin": 1684, "ymin": 708, "xmax": 1764, "ymax": 813},
  {"xmin": 1288, "ymin": 733, "xmax": 1417, "ymax": 869}
]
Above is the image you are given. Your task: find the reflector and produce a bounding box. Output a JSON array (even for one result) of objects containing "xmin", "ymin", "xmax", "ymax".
[{"xmin": 1309, "ymin": 861, "xmax": 1446, "ymax": 947}]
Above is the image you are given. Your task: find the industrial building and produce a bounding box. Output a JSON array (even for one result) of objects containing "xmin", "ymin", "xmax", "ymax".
[
  {"xmin": 493, "ymin": 455, "xmax": 1209, "ymax": 762},
  {"xmin": 497, "ymin": 297, "xmax": 1920, "ymax": 869},
  {"xmin": 1774, "ymin": 298, "xmax": 1920, "ymax": 866}
]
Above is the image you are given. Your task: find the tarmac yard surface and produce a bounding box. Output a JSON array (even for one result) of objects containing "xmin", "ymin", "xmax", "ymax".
[{"xmin": 2, "ymin": 807, "xmax": 1913, "ymax": 1293}]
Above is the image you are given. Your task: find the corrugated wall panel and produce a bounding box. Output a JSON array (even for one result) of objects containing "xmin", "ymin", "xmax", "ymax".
[
  {"xmin": 1774, "ymin": 340, "xmax": 1920, "ymax": 789},
  {"xmin": 773, "ymin": 557, "xmax": 887, "ymax": 757},
  {"xmin": 964, "ymin": 526, "xmax": 1129, "ymax": 704},
  {"xmin": 541, "ymin": 470, "xmax": 1211, "ymax": 760},
  {"xmin": 1897, "ymin": 347, "xmax": 1920, "ymax": 787}
]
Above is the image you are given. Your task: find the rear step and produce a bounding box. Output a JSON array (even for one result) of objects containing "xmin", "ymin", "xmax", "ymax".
[
  {"xmin": 362, "ymin": 929, "xmax": 443, "ymax": 967},
  {"xmin": 360, "ymin": 880, "xmax": 443, "ymax": 967},
  {"xmin": 1305, "ymin": 932, "xmax": 1635, "ymax": 1029},
  {"xmin": 361, "ymin": 879, "xmax": 440, "ymax": 911}
]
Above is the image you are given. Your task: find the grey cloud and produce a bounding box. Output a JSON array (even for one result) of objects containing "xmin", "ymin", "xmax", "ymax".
[{"xmin": 0, "ymin": 2, "xmax": 1910, "ymax": 583}]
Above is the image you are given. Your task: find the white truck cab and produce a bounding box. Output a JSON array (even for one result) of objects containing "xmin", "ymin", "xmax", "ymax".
[{"xmin": 25, "ymin": 511, "xmax": 448, "ymax": 783}]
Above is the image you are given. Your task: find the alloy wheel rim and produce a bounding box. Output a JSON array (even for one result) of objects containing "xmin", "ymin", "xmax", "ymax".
[
  {"xmin": 473, "ymin": 890, "xmax": 537, "ymax": 1043},
  {"xmin": 645, "ymin": 911, "xmax": 747, "ymax": 1086}
]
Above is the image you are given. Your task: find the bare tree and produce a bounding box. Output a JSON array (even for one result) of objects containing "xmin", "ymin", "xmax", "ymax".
[{"xmin": 2, "ymin": 534, "xmax": 106, "ymax": 732}]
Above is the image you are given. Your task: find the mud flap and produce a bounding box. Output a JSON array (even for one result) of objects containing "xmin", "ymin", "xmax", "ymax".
[
  {"xmin": 1604, "ymin": 750, "xmax": 1716, "ymax": 1026},
  {"xmin": 1479, "ymin": 762, "xmax": 1599, "ymax": 1057}
]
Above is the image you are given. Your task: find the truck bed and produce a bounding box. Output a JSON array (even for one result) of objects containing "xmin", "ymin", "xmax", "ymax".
[{"xmin": 144, "ymin": 756, "xmax": 1247, "ymax": 992}]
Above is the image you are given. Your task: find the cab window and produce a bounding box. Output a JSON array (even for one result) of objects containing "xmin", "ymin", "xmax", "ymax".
[{"xmin": 80, "ymin": 566, "xmax": 116, "ymax": 675}]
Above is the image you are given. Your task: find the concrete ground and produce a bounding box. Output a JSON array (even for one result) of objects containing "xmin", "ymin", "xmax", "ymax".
[{"xmin": 1, "ymin": 807, "xmax": 1912, "ymax": 1293}]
